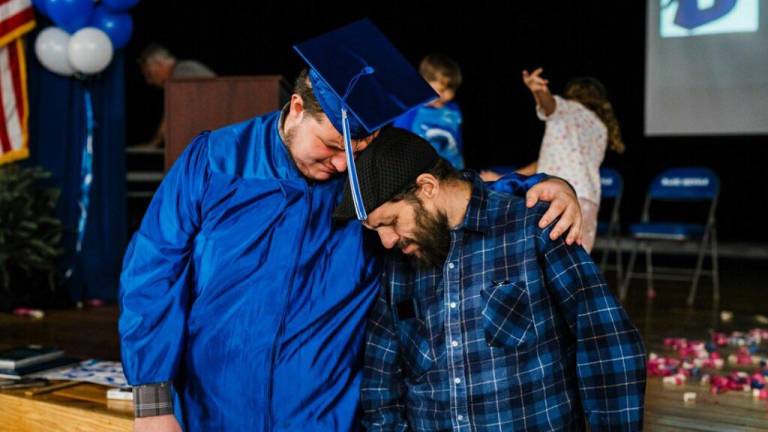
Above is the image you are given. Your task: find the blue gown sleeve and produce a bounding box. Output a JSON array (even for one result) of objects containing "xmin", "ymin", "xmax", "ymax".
[
  {"xmin": 118, "ymin": 133, "xmax": 211, "ymax": 385},
  {"xmin": 486, "ymin": 172, "xmax": 548, "ymax": 196}
]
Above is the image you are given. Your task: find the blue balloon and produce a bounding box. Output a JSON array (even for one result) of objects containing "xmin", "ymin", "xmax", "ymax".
[
  {"xmin": 89, "ymin": 6, "xmax": 133, "ymax": 49},
  {"xmin": 102, "ymin": 0, "xmax": 140, "ymax": 13},
  {"xmin": 31, "ymin": 0, "xmax": 48, "ymax": 17},
  {"xmin": 45, "ymin": 0, "xmax": 94, "ymax": 34}
]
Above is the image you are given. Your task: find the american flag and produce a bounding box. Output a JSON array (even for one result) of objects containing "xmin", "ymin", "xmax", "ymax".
[{"xmin": 0, "ymin": 0, "xmax": 34, "ymax": 165}]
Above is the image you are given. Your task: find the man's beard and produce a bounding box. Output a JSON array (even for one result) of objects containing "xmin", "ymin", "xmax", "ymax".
[
  {"xmin": 283, "ymin": 123, "xmax": 311, "ymax": 178},
  {"xmin": 400, "ymin": 198, "xmax": 452, "ymax": 269},
  {"xmin": 283, "ymin": 123, "xmax": 298, "ymax": 159}
]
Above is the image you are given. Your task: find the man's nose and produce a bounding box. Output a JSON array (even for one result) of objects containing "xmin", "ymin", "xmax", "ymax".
[
  {"xmin": 377, "ymin": 229, "xmax": 399, "ymax": 249},
  {"xmin": 329, "ymin": 152, "xmax": 348, "ymax": 172}
]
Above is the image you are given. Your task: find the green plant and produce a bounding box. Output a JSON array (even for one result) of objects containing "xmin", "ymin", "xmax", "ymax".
[{"xmin": 0, "ymin": 164, "xmax": 63, "ymax": 293}]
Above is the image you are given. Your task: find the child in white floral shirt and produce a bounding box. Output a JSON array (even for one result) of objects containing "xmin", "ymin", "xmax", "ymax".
[{"xmin": 518, "ymin": 69, "xmax": 625, "ymax": 253}]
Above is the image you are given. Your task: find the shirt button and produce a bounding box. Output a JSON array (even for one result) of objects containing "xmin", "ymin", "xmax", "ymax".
[
  {"xmin": 451, "ymin": 340, "xmax": 459, "ymax": 347},
  {"xmin": 457, "ymin": 415, "xmax": 464, "ymax": 421},
  {"xmin": 454, "ymin": 377, "xmax": 461, "ymax": 384},
  {"xmin": 449, "ymin": 302, "xmax": 457, "ymax": 309},
  {"xmin": 447, "ymin": 262, "xmax": 455, "ymax": 269}
]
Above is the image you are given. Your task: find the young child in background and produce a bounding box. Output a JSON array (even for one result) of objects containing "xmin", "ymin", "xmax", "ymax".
[
  {"xmin": 393, "ymin": 54, "xmax": 465, "ymax": 169},
  {"xmin": 517, "ymin": 68, "xmax": 625, "ymax": 253}
]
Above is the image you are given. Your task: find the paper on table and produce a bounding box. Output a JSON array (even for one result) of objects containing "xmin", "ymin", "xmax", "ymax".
[{"xmin": 28, "ymin": 359, "xmax": 127, "ymax": 387}]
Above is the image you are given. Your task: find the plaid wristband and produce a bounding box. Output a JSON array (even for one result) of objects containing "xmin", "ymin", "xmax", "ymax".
[{"xmin": 133, "ymin": 382, "xmax": 173, "ymax": 418}]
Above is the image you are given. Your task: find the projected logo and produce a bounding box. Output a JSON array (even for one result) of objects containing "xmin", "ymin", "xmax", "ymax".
[{"xmin": 660, "ymin": 0, "xmax": 759, "ymax": 37}]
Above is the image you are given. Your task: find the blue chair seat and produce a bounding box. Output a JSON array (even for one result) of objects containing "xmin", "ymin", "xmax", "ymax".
[{"xmin": 629, "ymin": 222, "xmax": 705, "ymax": 240}]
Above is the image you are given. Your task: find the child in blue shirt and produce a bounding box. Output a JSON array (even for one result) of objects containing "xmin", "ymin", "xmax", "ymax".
[{"xmin": 393, "ymin": 54, "xmax": 465, "ymax": 169}]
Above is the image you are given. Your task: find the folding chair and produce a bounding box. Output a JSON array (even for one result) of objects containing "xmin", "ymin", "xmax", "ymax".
[
  {"xmin": 620, "ymin": 167, "xmax": 720, "ymax": 306},
  {"xmin": 597, "ymin": 168, "xmax": 623, "ymax": 288}
]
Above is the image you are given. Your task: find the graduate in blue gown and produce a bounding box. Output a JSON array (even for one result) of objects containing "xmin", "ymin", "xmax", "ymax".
[{"xmin": 119, "ymin": 20, "xmax": 584, "ymax": 432}]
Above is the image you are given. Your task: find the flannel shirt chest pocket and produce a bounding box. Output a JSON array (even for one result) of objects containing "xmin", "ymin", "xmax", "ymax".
[
  {"xmin": 480, "ymin": 280, "xmax": 535, "ymax": 349},
  {"xmin": 391, "ymin": 291, "xmax": 443, "ymax": 377}
]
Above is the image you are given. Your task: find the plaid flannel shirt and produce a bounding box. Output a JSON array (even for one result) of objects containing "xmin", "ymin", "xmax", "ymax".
[{"xmin": 361, "ymin": 174, "xmax": 646, "ymax": 431}]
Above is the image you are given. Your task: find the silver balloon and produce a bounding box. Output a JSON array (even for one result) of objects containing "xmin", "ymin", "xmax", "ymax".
[
  {"xmin": 68, "ymin": 27, "xmax": 114, "ymax": 75},
  {"xmin": 35, "ymin": 27, "xmax": 75, "ymax": 76}
]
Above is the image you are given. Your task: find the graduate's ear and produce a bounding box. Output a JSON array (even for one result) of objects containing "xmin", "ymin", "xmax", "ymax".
[{"xmin": 289, "ymin": 94, "xmax": 305, "ymax": 121}]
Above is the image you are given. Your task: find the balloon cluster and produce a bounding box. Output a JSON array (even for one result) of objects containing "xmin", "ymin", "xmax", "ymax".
[{"xmin": 32, "ymin": 0, "xmax": 139, "ymax": 76}]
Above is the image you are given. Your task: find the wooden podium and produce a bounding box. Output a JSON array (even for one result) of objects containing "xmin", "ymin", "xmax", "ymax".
[{"xmin": 165, "ymin": 76, "xmax": 290, "ymax": 170}]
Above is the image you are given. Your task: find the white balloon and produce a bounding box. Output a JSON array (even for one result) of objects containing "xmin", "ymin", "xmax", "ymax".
[
  {"xmin": 35, "ymin": 27, "xmax": 75, "ymax": 76},
  {"xmin": 68, "ymin": 27, "xmax": 113, "ymax": 75}
]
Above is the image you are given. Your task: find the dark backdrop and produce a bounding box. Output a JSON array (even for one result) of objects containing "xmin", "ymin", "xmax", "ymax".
[{"xmin": 123, "ymin": 1, "xmax": 767, "ymax": 243}]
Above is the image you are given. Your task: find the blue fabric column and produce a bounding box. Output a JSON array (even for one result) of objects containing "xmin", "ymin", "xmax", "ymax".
[{"xmin": 25, "ymin": 33, "xmax": 127, "ymax": 302}]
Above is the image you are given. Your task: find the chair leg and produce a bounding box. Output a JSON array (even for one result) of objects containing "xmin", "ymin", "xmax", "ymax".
[
  {"xmin": 621, "ymin": 241, "xmax": 638, "ymax": 302},
  {"xmin": 600, "ymin": 237, "xmax": 610, "ymax": 270},
  {"xmin": 645, "ymin": 244, "xmax": 655, "ymax": 299},
  {"xmin": 688, "ymin": 231, "xmax": 710, "ymax": 306},
  {"xmin": 711, "ymin": 227, "xmax": 720, "ymax": 304}
]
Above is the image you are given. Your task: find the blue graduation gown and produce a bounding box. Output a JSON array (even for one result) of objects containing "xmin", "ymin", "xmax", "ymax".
[{"xmin": 119, "ymin": 111, "xmax": 381, "ymax": 431}]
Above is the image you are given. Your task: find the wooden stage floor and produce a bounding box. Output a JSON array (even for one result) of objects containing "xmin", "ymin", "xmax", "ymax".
[{"xmin": 1, "ymin": 261, "xmax": 767, "ymax": 431}]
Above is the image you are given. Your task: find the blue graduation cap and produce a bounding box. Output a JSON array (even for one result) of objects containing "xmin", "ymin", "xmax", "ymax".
[{"xmin": 294, "ymin": 19, "xmax": 437, "ymax": 221}]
